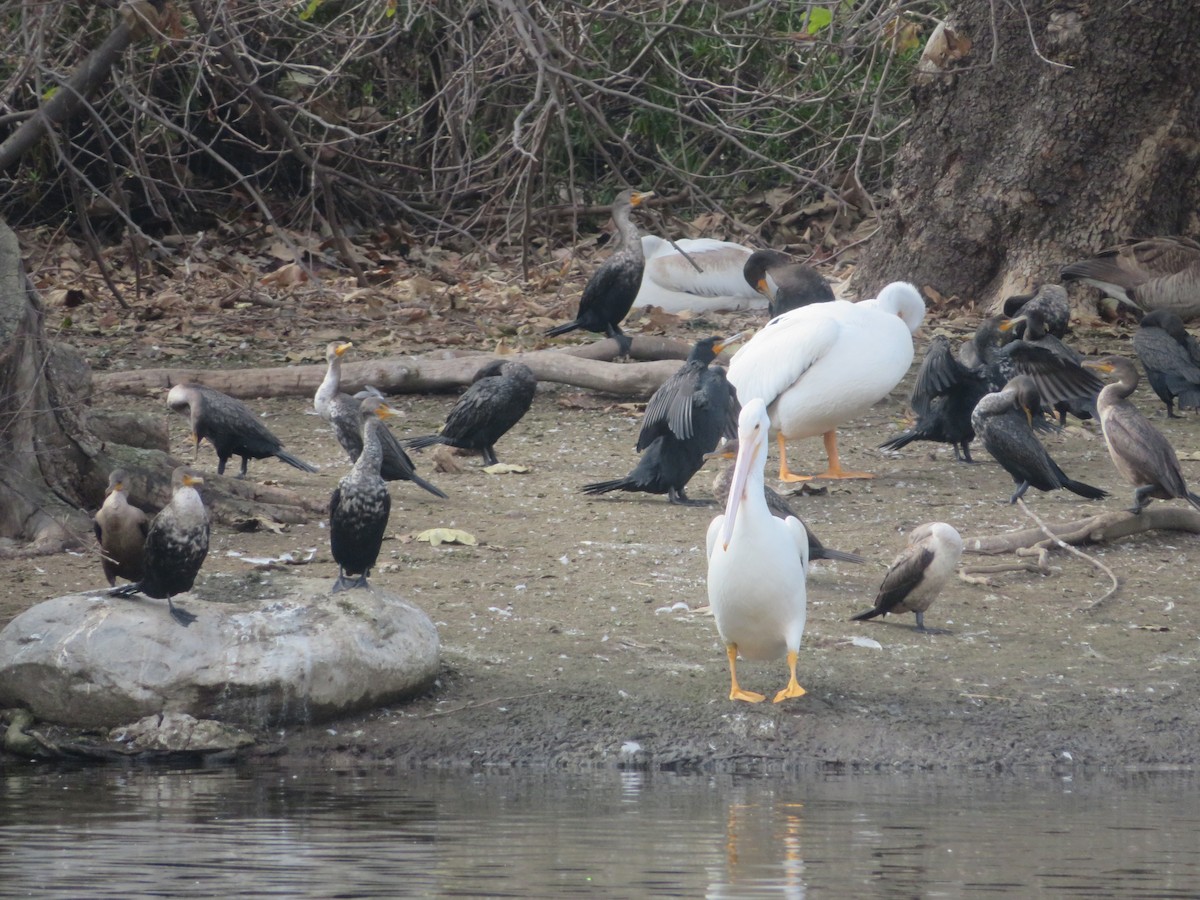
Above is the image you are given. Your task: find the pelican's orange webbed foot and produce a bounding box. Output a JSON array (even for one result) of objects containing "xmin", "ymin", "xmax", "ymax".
[
  {"xmin": 773, "ymin": 651, "xmax": 806, "ymax": 703},
  {"xmin": 726, "ymin": 644, "xmax": 766, "ymax": 703},
  {"xmin": 776, "ymin": 433, "xmax": 814, "ymax": 483},
  {"xmin": 811, "ymin": 430, "xmax": 875, "ymax": 480}
]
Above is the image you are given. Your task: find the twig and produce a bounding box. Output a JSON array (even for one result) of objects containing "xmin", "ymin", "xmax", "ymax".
[{"xmin": 1016, "ymin": 498, "xmax": 1119, "ymax": 608}]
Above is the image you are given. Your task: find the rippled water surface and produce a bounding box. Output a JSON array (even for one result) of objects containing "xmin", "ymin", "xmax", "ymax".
[{"xmin": 3, "ymin": 765, "xmax": 1199, "ymax": 897}]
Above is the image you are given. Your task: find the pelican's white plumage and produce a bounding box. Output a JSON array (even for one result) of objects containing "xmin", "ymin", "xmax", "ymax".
[
  {"xmin": 726, "ymin": 281, "xmax": 925, "ymax": 481},
  {"xmin": 706, "ymin": 398, "xmax": 809, "ymax": 703},
  {"xmin": 632, "ymin": 237, "xmax": 765, "ymax": 313}
]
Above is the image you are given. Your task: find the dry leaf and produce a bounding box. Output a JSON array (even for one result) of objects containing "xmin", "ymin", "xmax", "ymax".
[
  {"xmin": 483, "ymin": 463, "xmax": 530, "ymax": 475},
  {"xmin": 416, "ymin": 528, "xmax": 478, "ymax": 547}
]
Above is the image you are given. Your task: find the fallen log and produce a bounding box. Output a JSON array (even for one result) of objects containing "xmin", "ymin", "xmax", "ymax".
[
  {"xmin": 962, "ymin": 507, "xmax": 1200, "ymax": 555},
  {"xmin": 93, "ymin": 337, "xmax": 702, "ymax": 399}
]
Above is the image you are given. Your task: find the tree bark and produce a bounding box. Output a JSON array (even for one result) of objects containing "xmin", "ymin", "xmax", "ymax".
[{"xmin": 853, "ymin": 0, "xmax": 1200, "ymax": 310}]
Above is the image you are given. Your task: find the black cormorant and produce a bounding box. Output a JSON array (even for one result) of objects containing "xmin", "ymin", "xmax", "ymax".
[
  {"xmin": 406, "ymin": 360, "xmax": 537, "ymax": 466},
  {"xmin": 545, "ymin": 189, "xmax": 654, "ymax": 355},
  {"xmin": 1000, "ymin": 309, "xmax": 1101, "ymax": 424},
  {"xmin": 1131, "ymin": 310, "xmax": 1200, "ymax": 417},
  {"xmin": 329, "ymin": 396, "xmax": 395, "ymax": 592},
  {"xmin": 314, "ymin": 341, "xmax": 446, "ymax": 498},
  {"xmin": 582, "ymin": 334, "xmax": 740, "ymax": 505},
  {"xmin": 93, "ymin": 468, "xmax": 148, "ymax": 587},
  {"xmin": 110, "ymin": 467, "xmax": 209, "ymax": 626},
  {"xmin": 971, "ymin": 376, "xmax": 1108, "ymax": 504},
  {"xmin": 850, "ymin": 522, "xmax": 963, "ymax": 633},
  {"xmin": 1083, "ymin": 355, "xmax": 1200, "ymax": 513},
  {"xmin": 1001, "ymin": 284, "xmax": 1070, "ymax": 339},
  {"xmin": 167, "ymin": 383, "xmax": 317, "ymax": 478}
]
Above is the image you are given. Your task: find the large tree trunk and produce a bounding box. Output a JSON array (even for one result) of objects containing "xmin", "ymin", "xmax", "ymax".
[{"xmin": 853, "ymin": 0, "xmax": 1200, "ymax": 309}]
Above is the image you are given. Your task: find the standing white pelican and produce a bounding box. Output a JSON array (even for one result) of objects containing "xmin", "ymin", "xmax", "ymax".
[
  {"xmin": 727, "ymin": 282, "xmax": 925, "ymax": 481},
  {"xmin": 706, "ymin": 398, "xmax": 809, "ymax": 703}
]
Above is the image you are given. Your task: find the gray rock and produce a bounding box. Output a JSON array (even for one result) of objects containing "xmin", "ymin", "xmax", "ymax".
[
  {"xmin": 113, "ymin": 712, "xmax": 256, "ymax": 753},
  {"xmin": 0, "ymin": 574, "xmax": 439, "ymax": 728}
]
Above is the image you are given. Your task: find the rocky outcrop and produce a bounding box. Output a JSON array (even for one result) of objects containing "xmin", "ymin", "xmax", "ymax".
[{"xmin": 0, "ymin": 574, "xmax": 438, "ymax": 728}]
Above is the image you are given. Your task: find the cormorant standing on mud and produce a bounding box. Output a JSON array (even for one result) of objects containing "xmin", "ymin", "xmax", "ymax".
[
  {"xmin": 582, "ymin": 334, "xmax": 741, "ymax": 505},
  {"xmin": 971, "ymin": 376, "xmax": 1108, "ymax": 504},
  {"xmin": 1131, "ymin": 310, "xmax": 1200, "ymax": 418},
  {"xmin": 850, "ymin": 522, "xmax": 963, "ymax": 633},
  {"xmin": 167, "ymin": 383, "xmax": 317, "ymax": 478},
  {"xmin": 406, "ymin": 360, "xmax": 537, "ymax": 466}
]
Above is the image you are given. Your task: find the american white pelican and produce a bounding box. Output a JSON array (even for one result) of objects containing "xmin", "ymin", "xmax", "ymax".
[
  {"xmin": 632, "ymin": 237, "xmax": 764, "ymax": 313},
  {"xmin": 706, "ymin": 398, "xmax": 809, "ymax": 703},
  {"xmin": 726, "ymin": 282, "xmax": 925, "ymax": 482},
  {"xmin": 851, "ymin": 522, "xmax": 963, "ymax": 633}
]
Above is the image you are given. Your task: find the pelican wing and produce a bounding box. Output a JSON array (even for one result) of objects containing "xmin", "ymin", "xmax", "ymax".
[
  {"xmin": 641, "ymin": 239, "xmax": 755, "ymax": 298},
  {"xmin": 726, "ymin": 306, "xmax": 848, "ymax": 407},
  {"xmin": 784, "ymin": 515, "xmax": 810, "ymax": 573}
]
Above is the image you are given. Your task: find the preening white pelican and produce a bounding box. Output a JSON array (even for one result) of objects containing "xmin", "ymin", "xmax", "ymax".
[
  {"xmin": 632, "ymin": 237, "xmax": 765, "ymax": 313},
  {"xmin": 726, "ymin": 281, "xmax": 925, "ymax": 482},
  {"xmin": 706, "ymin": 398, "xmax": 809, "ymax": 704}
]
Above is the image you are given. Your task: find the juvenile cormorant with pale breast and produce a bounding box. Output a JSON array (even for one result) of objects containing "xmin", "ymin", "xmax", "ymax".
[
  {"xmin": 93, "ymin": 468, "xmax": 148, "ymax": 587},
  {"xmin": 850, "ymin": 522, "xmax": 963, "ymax": 633}
]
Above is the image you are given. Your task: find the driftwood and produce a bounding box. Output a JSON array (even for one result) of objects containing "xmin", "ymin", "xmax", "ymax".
[
  {"xmin": 92, "ymin": 336, "xmax": 707, "ymax": 399},
  {"xmin": 962, "ymin": 507, "xmax": 1200, "ymax": 555}
]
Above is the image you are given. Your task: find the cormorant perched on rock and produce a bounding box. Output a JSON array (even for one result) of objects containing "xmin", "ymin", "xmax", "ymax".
[
  {"xmin": 93, "ymin": 468, "xmax": 148, "ymax": 586},
  {"xmin": 167, "ymin": 383, "xmax": 317, "ymax": 478},
  {"xmin": 706, "ymin": 440, "xmax": 864, "ymax": 564},
  {"xmin": 1084, "ymin": 355, "xmax": 1200, "ymax": 514},
  {"xmin": 582, "ymin": 334, "xmax": 740, "ymax": 505},
  {"xmin": 1132, "ymin": 310, "xmax": 1200, "ymax": 417},
  {"xmin": 330, "ymin": 396, "xmax": 395, "ymax": 593},
  {"xmin": 110, "ymin": 467, "xmax": 209, "ymax": 626},
  {"xmin": 1062, "ymin": 236, "xmax": 1200, "ymax": 316},
  {"xmin": 879, "ymin": 335, "xmax": 992, "ymax": 462},
  {"xmin": 971, "ymin": 376, "xmax": 1108, "ymax": 504},
  {"xmin": 1002, "ymin": 284, "xmax": 1070, "ymax": 339},
  {"xmin": 851, "ymin": 522, "xmax": 963, "ymax": 633},
  {"xmin": 314, "ymin": 341, "xmax": 446, "ymax": 498},
  {"xmin": 545, "ymin": 189, "xmax": 654, "ymax": 355},
  {"xmin": 742, "ymin": 249, "xmax": 835, "ymax": 318},
  {"xmin": 406, "ymin": 360, "xmax": 537, "ymax": 466}
]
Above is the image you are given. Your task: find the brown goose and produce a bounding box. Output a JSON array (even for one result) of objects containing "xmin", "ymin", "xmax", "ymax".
[{"xmin": 1061, "ymin": 236, "xmax": 1200, "ymax": 318}]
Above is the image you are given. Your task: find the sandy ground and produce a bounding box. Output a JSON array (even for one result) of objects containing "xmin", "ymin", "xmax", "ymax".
[{"xmin": 5, "ymin": 315, "xmax": 1200, "ymax": 773}]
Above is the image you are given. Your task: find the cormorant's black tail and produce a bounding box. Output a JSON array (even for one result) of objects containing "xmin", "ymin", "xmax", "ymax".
[
  {"xmin": 406, "ymin": 434, "xmax": 445, "ymax": 452},
  {"xmin": 850, "ymin": 607, "xmax": 883, "ymax": 622},
  {"xmin": 1063, "ymin": 478, "xmax": 1108, "ymax": 500},
  {"xmin": 408, "ymin": 471, "xmax": 448, "ymax": 499},
  {"xmin": 275, "ymin": 450, "xmax": 319, "ymax": 473},
  {"xmin": 545, "ymin": 320, "xmax": 581, "ymax": 338},
  {"xmin": 1186, "ymin": 492, "xmax": 1200, "ymax": 511},
  {"xmin": 581, "ymin": 477, "xmax": 630, "ymax": 495},
  {"xmin": 814, "ymin": 547, "xmax": 867, "ymax": 565},
  {"xmin": 108, "ymin": 582, "xmax": 143, "ymax": 597},
  {"xmin": 878, "ymin": 429, "xmax": 921, "ymax": 452}
]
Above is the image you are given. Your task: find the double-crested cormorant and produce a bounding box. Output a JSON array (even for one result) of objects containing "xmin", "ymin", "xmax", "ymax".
[
  {"xmin": 971, "ymin": 376, "xmax": 1108, "ymax": 504},
  {"xmin": 1001, "ymin": 284, "xmax": 1070, "ymax": 339},
  {"xmin": 315, "ymin": 341, "xmax": 446, "ymax": 498},
  {"xmin": 1083, "ymin": 355, "xmax": 1200, "ymax": 513},
  {"xmin": 706, "ymin": 440, "xmax": 864, "ymax": 563},
  {"xmin": 1062, "ymin": 236, "xmax": 1200, "ymax": 315},
  {"xmin": 727, "ymin": 282, "xmax": 925, "ymax": 481},
  {"xmin": 706, "ymin": 398, "xmax": 809, "ymax": 703},
  {"xmin": 407, "ymin": 360, "xmax": 537, "ymax": 466},
  {"xmin": 582, "ymin": 334, "xmax": 740, "ymax": 505},
  {"xmin": 879, "ymin": 335, "xmax": 992, "ymax": 462},
  {"xmin": 329, "ymin": 396, "xmax": 395, "ymax": 592},
  {"xmin": 1001, "ymin": 309, "xmax": 1101, "ymax": 423},
  {"xmin": 93, "ymin": 468, "xmax": 148, "ymax": 586},
  {"xmin": 743, "ymin": 249, "xmax": 835, "ymax": 318},
  {"xmin": 110, "ymin": 467, "xmax": 209, "ymax": 626},
  {"xmin": 1132, "ymin": 310, "xmax": 1200, "ymax": 417},
  {"xmin": 632, "ymin": 236, "xmax": 763, "ymax": 313},
  {"xmin": 546, "ymin": 189, "xmax": 654, "ymax": 354},
  {"xmin": 850, "ymin": 522, "xmax": 963, "ymax": 633},
  {"xmin": 167, "ymin": 383, "xmax": 317, "ymax": 478}
]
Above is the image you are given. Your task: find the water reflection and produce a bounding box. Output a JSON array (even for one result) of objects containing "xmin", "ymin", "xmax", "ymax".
[{"xmin": 1, "ymin": 766, "xmax": 1198, "ymax": 897}]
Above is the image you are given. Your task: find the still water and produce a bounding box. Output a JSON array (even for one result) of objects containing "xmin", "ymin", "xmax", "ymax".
[{"xmin": 2, "ymin": 765, "xmax": 1198, "ymax": 897}]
